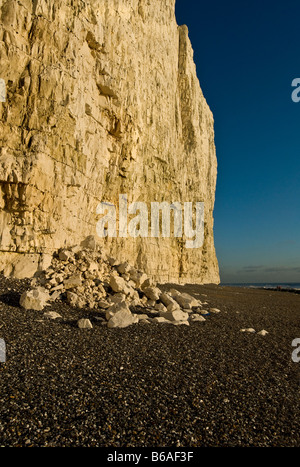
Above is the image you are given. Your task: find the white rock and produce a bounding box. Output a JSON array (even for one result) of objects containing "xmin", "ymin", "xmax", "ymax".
[
  {"xmin": 139, "ymin": 319, "xmax": 152, "ymax": 325},
  {"xmin": 107, "ymin": 308, "xmax": 136, "ymax": 329},
  {"xmin": 109, "ymin": 275, "xmax": 130, "ymax": 295},
  {"xmin": 135, "ymin": 273, "xmax": 149, "ymax": 289},
  {"xmin": 9, "ymin": 255, "xmax": 41, "ymax": 280},
  {"xmin": 210, "ymin": 308, "xmax": 221, "ymax": 314},
  {"xmin": 159, "ymin": 293, "xmax": 178, "ymax": 308},
  {"xmin": 190, "ymin": 315, "xmax": 206, "ymax": 322},
  {"xmin": 105, "ymin": 302, "xmax": 130, "ymax": 321},
  {"xmin": 168, "ymin": 289, "xmax": 200, "ymax": 309},
  {"xmin": 200, "ymin": 310, "xmax": 210, "ymax": 315},
  {"xmin": 44, "ymin": 311, "xmax": 62, "ymax": 320},
  {"xmin": 152, "ymin": 317, "xmax": 171, "ymax": 324},
  {"xmin": 258, "ymin": 330, "xmax": 269, "ymax": 336},
  {"xmin": 64, "ymin": 274, "xmax": 82, "ymax": 290},
  {"xmin": 50, "ymin": 284, "xmax": 65, "ymax": 292},
  {"xmin": 164, "ymin": 309, "xmax": 189, "ymax": 322},
  {"xmin": 117, "ymin": 262, "xmax": 131, "ymax": 275},
  {"xmin": 155, "ymin": 303, "xmax": 167, "ymax": 314},
  {"xmin": 168, "ymin": 288, "xmax": 180, "ymax": 297},
  {"xmin": 87, "ymin": 261, "xmax": 99, "ymax": 273},
  {"xmin": 148, "ymin": 309, "xmax": 160, "ymax": 315},
  {"xmin": 137, "ymin": 314, "xmax": 150, "ymax": 321},
  {"xmin": 129, "ymin": 270, "xmax": 148, "ymax": 288},
  {"xmin": 130, "ymin": 297, "xmax": 143, "ymax": 307},
  {"xmin": 66, "ymin": 291, "xmax": 86, "ymax": 309},
  {"xmin": 127, "ymin": 280, "xmax": 136, "ymax": 289},
  {"xmin": 140, "ymin": 278, "xmax": 154, "ymax": 290},
  {"xmin": 140, "ymin": 296, "xmax": 148, "ymax": 307},
  {"xmin": 183, "ymin": 308, "xmax": 193, "ymax": 313},
  {"xmin": 122, "ymin": 273, "xmax": 131, "ymax": 281},
  {"xmin": 78, "ymin": 319, "xmax": 93, "ymax": 329},
  {"xmin": 50, "ymin": 290, "xmax": 62, "ymax": 301},
  {"xmin": 166, "ymin": 302, "xmax": 181, "ymax": 313},
  {"xmin": 126, "ymin": 286, "xmax": 136, "ymax": 298},
  {"xmin": 181, "ymin": 293, "xmax": 201, "ymax": 307},
  {"xmin": 97, "ymin": 300, "xmax": 110, "ymax": 309},
  {"xmin": 20, "ymin": 288, "xmax": 50, "ymax": 311},
  {"xmin": 110, "ymin": 293, "xmax": 126, "ymax": 304},
  {"xmin": 240, "ymin": 328, "xmax": 256, "ymax": 333},
  {"xmin": 143, "ymin": 286, "xmax": 161, "ymax": 301},
  {"xmin": 131, "ymin": 314, "xmax": 140, "ymax": 324}
]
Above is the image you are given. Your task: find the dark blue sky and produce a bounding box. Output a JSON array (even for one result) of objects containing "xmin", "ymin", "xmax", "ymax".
[{"xmin": 176, "ymin": 0, "xmax": 300, "ymax": 284}]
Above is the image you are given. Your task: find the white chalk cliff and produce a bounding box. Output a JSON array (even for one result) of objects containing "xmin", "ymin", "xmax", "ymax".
[{"xmin": 0, "ymin": 0, "xmax": 219, "ymax": 284}]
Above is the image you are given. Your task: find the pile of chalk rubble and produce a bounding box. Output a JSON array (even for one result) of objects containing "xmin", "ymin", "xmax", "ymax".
[{"xmin": 19, "ymin": 236, "xmax": 221, "ymax": 329}]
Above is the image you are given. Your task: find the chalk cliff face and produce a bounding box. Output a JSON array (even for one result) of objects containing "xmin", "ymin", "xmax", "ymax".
[{"xmin": 0, "ymin": 0, "xmax": 219, "ymax": 284}]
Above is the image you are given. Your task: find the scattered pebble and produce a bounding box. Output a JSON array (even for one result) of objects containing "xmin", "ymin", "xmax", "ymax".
[
  {"xmin": 77, "ymin": 318, "xmax": 93, "ymax": 329},
  {"xmin": 240, "ymin": 328, "xmax": 256, "ymax": 333},
  {"xmin": 258, "ymin": 330, "xmax": 269, "ymax": 336}
]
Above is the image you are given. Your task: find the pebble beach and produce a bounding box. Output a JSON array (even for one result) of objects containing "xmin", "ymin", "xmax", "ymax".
[{"xmin": 0, "ymin": 276, "xmax": 299, "ymax": 447}]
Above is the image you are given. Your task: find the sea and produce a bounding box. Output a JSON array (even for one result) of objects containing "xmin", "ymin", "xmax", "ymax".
[{"xmin": 221, "ymin": 283, "xmax": 300, "ymax": 292}]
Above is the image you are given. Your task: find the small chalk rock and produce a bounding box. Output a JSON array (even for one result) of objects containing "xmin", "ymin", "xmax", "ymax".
[
  {"xmin": 44, "ymin": 311, "xmax": 62, "ymax": 320},
  {"xmin": 78, "ymin": 319, "xmax": 93, "ymax": 329},
  {"xmin": 258, "ymin": 330, "xmax": 269, "ymax": 336}
]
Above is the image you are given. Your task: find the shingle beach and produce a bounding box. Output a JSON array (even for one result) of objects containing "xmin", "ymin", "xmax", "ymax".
[{"xmin": 0, "ymin": 276, "xmax": 299, "ymax": 447}]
